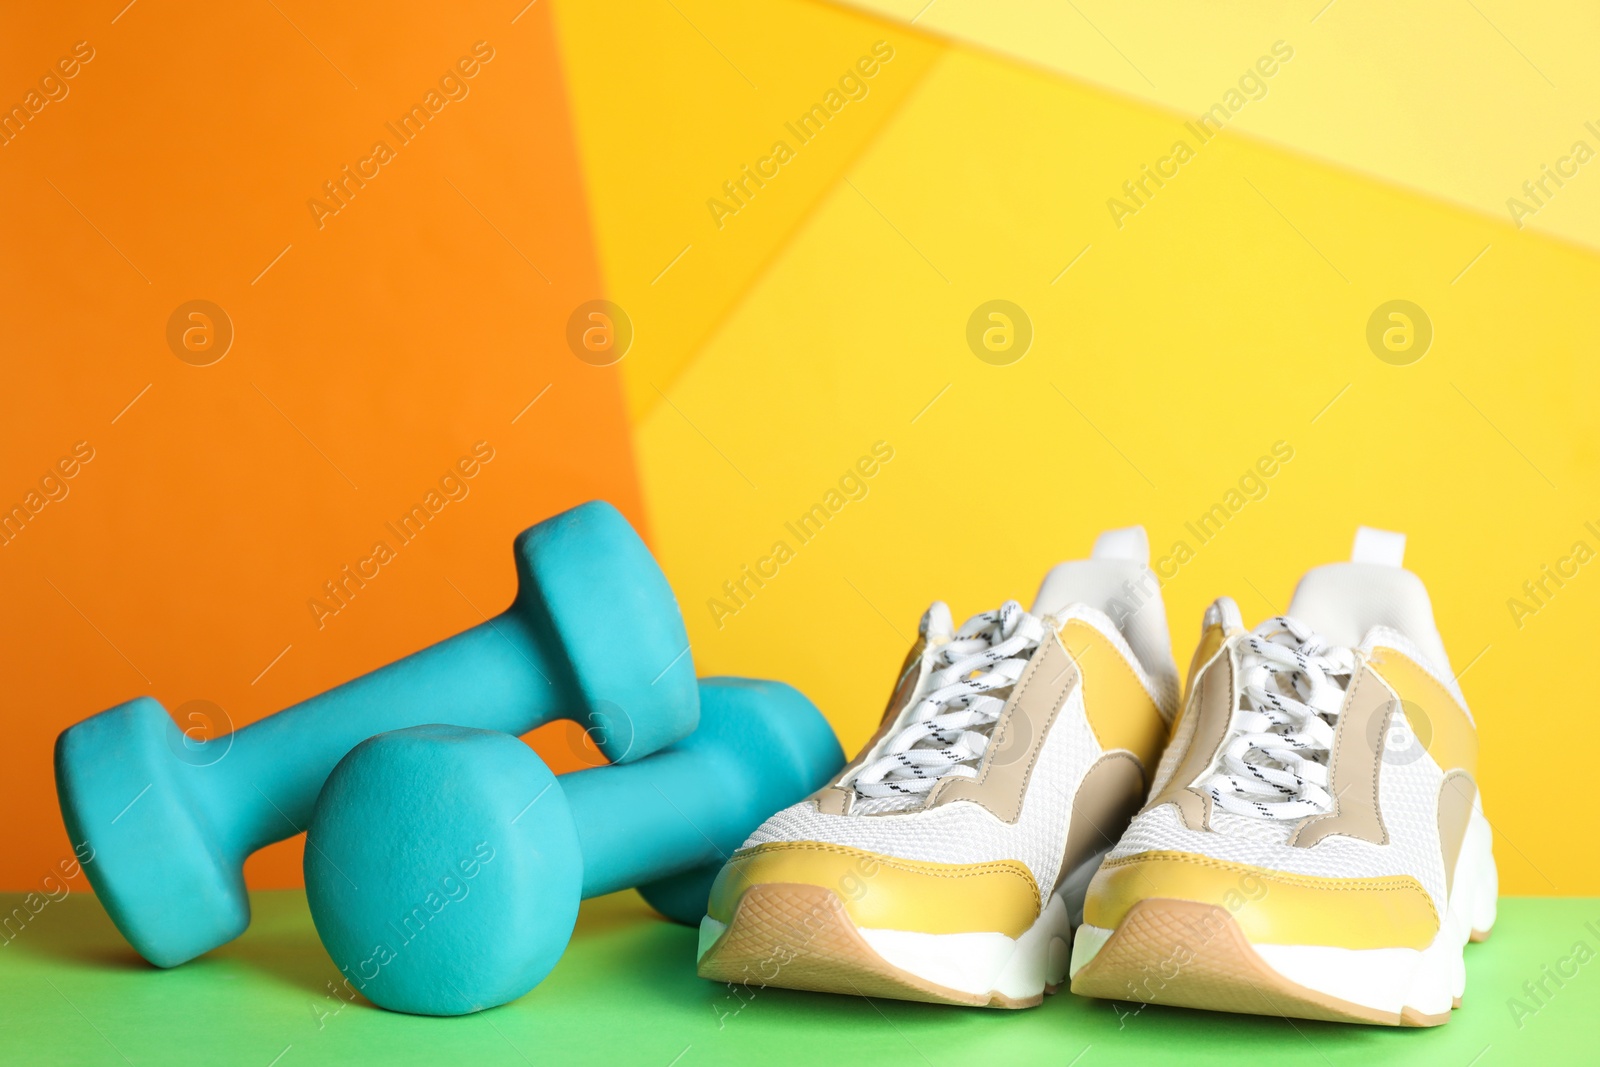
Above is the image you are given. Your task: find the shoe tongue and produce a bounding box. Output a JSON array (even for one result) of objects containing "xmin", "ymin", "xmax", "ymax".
[
  {"xmin": 1287, "ymin": 562, "xmax": 1435, "ymax": 647},
  {"xmin": 1286, "ymin": 530, "xmax": 1441, "ymax": 664},
  {"xmin": 1030, "ymin": 526, "xmax": 1149, "ymax": 617}
]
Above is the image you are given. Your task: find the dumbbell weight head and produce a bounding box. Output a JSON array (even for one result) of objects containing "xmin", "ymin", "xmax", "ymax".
[
  {"xmin": 507, "ymin": 499, "xmax": 697, "ymax": 762},
  {"xmin": 55, "ymin": 697, "xmax": 245, "ymax": 967},
  {"xmin": 54, "ymin": 500, "xmax": 698, "ymax": 969},
  {"xmin": 304, "ymin": 678, "xmax": 843, "ymax": 1015},
  {"xmin": 308, "ymin": 723, "xmax": 584, "ymax": 1015}
]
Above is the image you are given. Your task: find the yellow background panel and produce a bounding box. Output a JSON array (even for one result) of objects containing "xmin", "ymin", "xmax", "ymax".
[
  {"xmin": 840, "ymin": 0, "xmax": 1600, "ymax": 251},
  {"xmin": 552, "ymin": 0, "xmax": 943, "ymax": 419},
  {"xmin": 630, "ymin": 41, "xmax": 1599, "ymax": 895}
]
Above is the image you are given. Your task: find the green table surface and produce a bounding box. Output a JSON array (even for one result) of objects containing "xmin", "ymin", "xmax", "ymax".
[{"xmin": 1, "ymin": 891, "xmax": 1594, "ymax": 1065}]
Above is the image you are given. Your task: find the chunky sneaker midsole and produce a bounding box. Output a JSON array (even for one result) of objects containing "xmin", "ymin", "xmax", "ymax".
[
  {"xmin": 1070, "ymin": 805, "xmax": 1497, "ymax": 1025},
  {"xmin": 699, "ymin": 848, "xmax": 1109, "ymax": 1009}
]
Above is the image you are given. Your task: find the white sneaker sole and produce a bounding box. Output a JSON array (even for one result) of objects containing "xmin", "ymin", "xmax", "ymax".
[
  {"xmin": 696, "ymin": 850, "xmax": 1105, "ymax": 1008},
  {"xmin": 1068, "ymin": 805, "xmax": 1498, "ymax": 1025}
]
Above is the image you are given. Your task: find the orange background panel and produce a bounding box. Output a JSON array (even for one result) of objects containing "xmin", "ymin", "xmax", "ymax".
[{"xmin": 0, "ymin": 2, "xmax": 637, "ymax": 889}]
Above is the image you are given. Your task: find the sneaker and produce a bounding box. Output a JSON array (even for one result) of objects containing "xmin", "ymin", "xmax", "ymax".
[
  {"xmin": 1070, "ymin": 527, "xmax": 1496, "ymax": 1026},
  {"xmin": 696, "ymin": 528, "xmax": 1179, "ymax": 1007}
]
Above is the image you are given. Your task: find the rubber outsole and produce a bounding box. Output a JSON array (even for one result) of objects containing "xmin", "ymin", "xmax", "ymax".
[
  {"xmin": 1069, "ymin": 898, "xmax": 1477, "ymax": 1026},
  {"xmin": 697, "ymin": 883, "xmax": 1052, "ymax": 1009}
]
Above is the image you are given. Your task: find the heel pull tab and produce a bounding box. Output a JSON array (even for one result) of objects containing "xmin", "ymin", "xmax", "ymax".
[
  {"xmin": 1092, "ymin": 526, "xmax": 1149, "ymax": 566},
  {"xmin": 1352, "ymin": 526, "xmax": 1406, "ymax": 567}
]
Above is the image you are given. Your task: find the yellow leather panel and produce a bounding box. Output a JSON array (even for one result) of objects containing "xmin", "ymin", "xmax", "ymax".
[
  {"xmin": 1062, "ymin": 619, "xmax": 1166, "ymax": 770},
  {"xmin": 707, "ymin": 841, "xmax": 1041, "ymax": 937},
  {"xmin": 1368, "ymin": 647, "xmax": 1478, "ymax": 776},
  {"xmin": 1084, "ymin": 850, "xmax": 1439, "ymax": 950}
]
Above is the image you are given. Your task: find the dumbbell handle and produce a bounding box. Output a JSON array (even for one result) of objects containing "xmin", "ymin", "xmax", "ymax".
[
  {"xmin": 562, "ymin": 740, "xmax": 743, "ymax": 899},
  {"xmin": 214, "ymin": 608, "xmax": 559, "ymax": 857}
]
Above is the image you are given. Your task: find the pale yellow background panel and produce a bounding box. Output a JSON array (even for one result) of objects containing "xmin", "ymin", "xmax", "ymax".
[{"xmin": 841, "ymin": 0, "xmax": 1600, "ymax": 251}]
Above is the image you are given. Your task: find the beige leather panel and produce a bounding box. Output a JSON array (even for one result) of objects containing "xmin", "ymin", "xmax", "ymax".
[
  {"xmin": 805, "ymin": 635, "xmax": 928, "ymax": 815},
  {"xmin": 1291, "ymin": 666, "xmax": 1393, "ymax": 848},
  {"xmin": 1368, "ymin": 647, "xmax": 1478, "ymax": 777},
  {"xmin": 929, "ymin": 630, "xmax": 1079, "ymax": 823},
  {"xmin": 1182, "ymin": 622, "xmax": 1226, "ymax": 714},
  {"xmin": 1063, "ymin": 619, "xmax": 1166, "ymax": 770},
  {"xmin": 810, "ymin": 785, "xmax": 851, "ymax": 815},
  {"xmin": 1170, "ymin": 787, "xmax": 1210, "ymax": 830},
  {"xmin": 1437, "ymin": 771, "xmax": 1477, "ymax": 897},
  {"xmin": 1143, "ymin": 649, "xmax": 1234, "ymax": 830},
  {"xmin": 1053, "ymin": 752, "xmax": 1146, "ymax": 895}
]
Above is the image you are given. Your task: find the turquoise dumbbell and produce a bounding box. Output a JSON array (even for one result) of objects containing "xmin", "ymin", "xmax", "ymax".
[
  {"xmin": 54, "ymin": 501, "xmax": 699, "ymax": 968},
  {"xmin": 303, "ymin": 677, "xmax": 843, "ymax": 1015}
]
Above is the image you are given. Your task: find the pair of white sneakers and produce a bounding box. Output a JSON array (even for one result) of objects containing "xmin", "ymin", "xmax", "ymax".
[{"xmin": 696, "ymin": 527, "xmax": 1493, "ymax": 1026}]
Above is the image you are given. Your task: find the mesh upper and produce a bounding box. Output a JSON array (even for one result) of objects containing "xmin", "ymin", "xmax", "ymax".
[
  {"xmin": 848, "ymin": 795, "xmax": 922, "ymax": 816},
  {"xmin": 1364, "ymin": 625, "xmax": 1472, "ymax": 719},
  {"xmin": 743, "ymin": 690, "xmax": 1104, "ymax": 895},
  {"xmin": 1115, "ymin": 602, "xmax": 1466, "ymax": 921},
  {"xmin": 1111, "ymin": 700, "xmax": 1449, "ymax": 915}
]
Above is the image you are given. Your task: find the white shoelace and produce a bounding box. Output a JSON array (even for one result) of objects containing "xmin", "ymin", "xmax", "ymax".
[
  {"xmin": 1203, "ymin": 617, "xmax": 1356, "ymax": 820},
  {"xmin": 851, "ymin": 600, "xmax": 1046, "ymax": 798}
]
